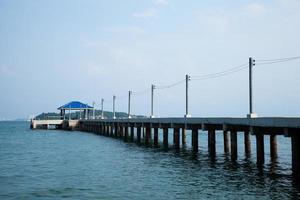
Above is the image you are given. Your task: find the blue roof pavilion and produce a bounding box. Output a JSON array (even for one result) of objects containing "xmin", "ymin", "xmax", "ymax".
[
  {"xmin": 58, "ymin": 101, "xmax": 94, "ymax": 120},
  {"xmin": 58, "ymin": 101, "xmax": 93, "ymax": 110}
]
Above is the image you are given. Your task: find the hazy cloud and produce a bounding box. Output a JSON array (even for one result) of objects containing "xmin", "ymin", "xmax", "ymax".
[
  {"xmin": 133, "ymin": 8, "xmax": 157, "ymax": 18},
  {"xmin": 244, "ymin": 3, "xmax": 267, "ymax": 15},
  {"xmin": 155, "ymin": 0, "xmax": 169, "ymax": 6}
]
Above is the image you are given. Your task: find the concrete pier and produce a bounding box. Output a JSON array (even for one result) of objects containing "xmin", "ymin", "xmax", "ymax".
[{"xmin": 32, "ymin": 116, "xmax": 300, "ymax": 181}]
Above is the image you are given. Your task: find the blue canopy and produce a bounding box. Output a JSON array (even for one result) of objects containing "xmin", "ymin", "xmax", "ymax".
[{"xmin": 57, "ymin": 101, "xmax": 93, "ymax": 110}]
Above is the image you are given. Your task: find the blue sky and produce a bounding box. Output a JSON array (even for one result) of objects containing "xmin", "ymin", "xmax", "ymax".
[{"xmin": 0, "ymin": 0, "xmax": 300, "ymax": 119}]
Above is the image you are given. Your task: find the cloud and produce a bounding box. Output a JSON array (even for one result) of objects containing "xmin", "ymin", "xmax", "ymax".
[
  {"xmin": 133, "ymin": 8, "xmax": 157, "ymax": 18},
  {"xmin": 102, "ymin": 26, "xmax": 145, "ymax": 34},
  {"xmin": 154, "ymin": 0, "xmax": 168, "ymax": 6},
  {"xmin": 244, "ymin": 3, "xmax": 267, "ymax": 15}
]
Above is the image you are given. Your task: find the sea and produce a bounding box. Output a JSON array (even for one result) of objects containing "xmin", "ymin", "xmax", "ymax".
[{"xmin": 1, "ymin": 121, "xmax": 300, "ymax": 199}]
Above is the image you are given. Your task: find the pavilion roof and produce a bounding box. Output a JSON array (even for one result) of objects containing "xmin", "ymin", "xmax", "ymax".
[{"xmin": 57, "ymin": 101, "xmax": 93, "ymax": 110}]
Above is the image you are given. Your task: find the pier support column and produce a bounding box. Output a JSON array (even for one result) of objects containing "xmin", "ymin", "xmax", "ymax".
[
  {"xmin": 114, "ymin": 125, "xmax": 118, "ymax": 138},
  {"xmin": 256, "ymin": 134, "xmax": 265, "ymax": 165},
  {"xmin": 270, "ymin": 134, "xmax": 277, "ymax": 160},
  {"xmin": 208, "ymin": 130, "xmax": 216, "ymax": 156},
  {"xmin": 174, "ymin": 128, "xmax": 180, "ymax": 149},
  {"xmin": 182, "ymin": 128, "xmax": 186, "ymax": 146},
  {"xmin": 292, "ymin": 135, "xmax": 300, "ymax": 179},
  {"xmin": 223, "ymin": 131, "xmax": 229, "ymax": 154},
  {"xmin": 119, "ymin": 124, "xmax": 124, "ymax": 138},
  {"xmin": 192, "ymin": 128, "xmax": 198, "ymax": 152},
  {"xmin": 163, "ymin": 128, "xmax": 168, "ymax": 149},
  {"xmin": 244, "ymin": 131, "xmax": 251, "ymax": 156},
  {"xmin": 145, "ymin": 126, "xmax": 151, "ymax": 146},
  {"xmin": 124, "ymin": 126, "xmax": 128, "ymax": 142},
  {"xmin": 154, "ymin": 127, "xmax": 158, "ymax": 147},
  {"xmin": 110, "ymin": 124, "xmax": 114, "ymax": 137},
  {"xmin": 230, "ymin": 130, "xmax": 238, "ymax": 161},
  {"xmin": 130, "ymin": 126, "xmax": 134, "ymax": 141},
  {"xmin": 136, "ymin": 127, "xmax": 141, "ymax": 144}
]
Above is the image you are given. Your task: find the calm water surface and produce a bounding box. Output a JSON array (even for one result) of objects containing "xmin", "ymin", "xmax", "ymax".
[{"xmin": 1, "ymin": 121, "xmax": 300, "ymax": 199}]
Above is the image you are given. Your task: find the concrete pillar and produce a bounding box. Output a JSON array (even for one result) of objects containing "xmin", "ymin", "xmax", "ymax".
[
  {"xmin": 154, "ymin": 127, "xmax": 159, "ymax": 146},
  {"xmin": 208, "ymin": 130, "xmax": 216, "ymax": 156},
  {"xmin": 223, "ymin": 130, "xmax": 229, "ymax": 154},
  {"xmin": 137, "ymin": 127, "xmax": 141, "ymax": 144},
  {"xmin": 230, "ymin": 130, "xmax": 237, "ymax": 161},
  {"xmin": 192, "ymin": 128, "xmax": 198, "ymax": 152},
  {"xmin": 270, "ymin": 134, "xmax": 277, "ymax": 160},
  {"xmin": 244, "ymin": 131, "xmax": 251, "ymax": 156},
  {"xmin": 182, "ymin": 128, "xmax": 186, "ymax": 146},
  {"xmin": 124, "ymin": 126, "xmax": 128, "ymax": 141},
  {"xmin": 163, "ymin": 128, "xmax": 168, "ymax": 149},
  {"xmin": 130, "ymin": 126, "xmax": 134, "ymax": 141},
  {"xmin": 145, "ymin": 126, "xmax": 151, "ymax": 146},
  {"xmin": 292, "ymin": 135, "xmax": 300, "ymax": 179},
  {"xmin": 174, "ymin": 128, "xmax": 180, "ymax": 149},
  {"xmin": 256, "ymin": 134, "xmax": 265, "ymax": 165}
]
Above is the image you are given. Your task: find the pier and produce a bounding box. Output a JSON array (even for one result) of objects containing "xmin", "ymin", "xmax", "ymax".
[{"xmin": 32, "ymin": 117, "xmax": 300, "ymax": 180}]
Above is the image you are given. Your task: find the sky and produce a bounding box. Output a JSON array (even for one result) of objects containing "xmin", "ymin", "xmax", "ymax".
[{"xmin": 0, "ymin": 0, "xmax": 300, "ymax": 120}]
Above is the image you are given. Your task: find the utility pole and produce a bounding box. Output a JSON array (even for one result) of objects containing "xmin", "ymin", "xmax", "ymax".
[
  {"xmin": 101, "ymin": 98, "xmax": 104, "ymax": 119},
  {"xmin": 150, "ymin": 84, "xmax": 155, "ymax": 118},
  {"xmin": 128, "ymin": 91, "xmax": 132, "ymax": 118},
  {"xmin": 185, "ymin": 74, "xmax": 191, "ymax": 118},
  {"xmin": 92, "ymin": 101, "xmax": 95, "ymax": 119},
  {"xmin": 248, "ymin": 57, "xmax": 257, "ymax": 118},
  {"xmin": 113, "ymin": 95, "xmax": 116, "ymax": 119}
]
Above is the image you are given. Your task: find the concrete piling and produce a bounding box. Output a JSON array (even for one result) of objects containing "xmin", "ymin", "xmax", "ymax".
[
  {"xmin": 256, "ymin": 134, "xmax": 265, "ymax": 165},
  {"xmin": 223, "ymin": 130, "xmax": 229, "ymax": 154},
  {"xmin": 137, "ymin": 126, "xmax": 141, "ymax": 144},
  {"xmin": 182, "ymin": 128, "xmax": 186, "ymax": 146},
  {"xmin": 244, "ymin": 131, "xmax": 251, "ymax": 156},
  {"xmin": 192, "ymin": 128, "xmax": 198, "ymax": 152},
  {"xmin": 174, "ymin": 128, "xmax": 180, "ymax": 149},
  {"xmin": 154, "ymin": 127, "xmax": 158, "ymax": 146},
  {"xmin": 163, "ymin": 128, "xmax": 168, "ymax": 149},
  {"xmin": 230, "ymin": 130, "xmax": 237, "ymax": 161},
  {"xmin": 208, "ymin": 130, "xmax": 216, "ymax": 156},
  {"xmin": 270, "ymin": 134, "xmax": 277, "ymax": 160}
]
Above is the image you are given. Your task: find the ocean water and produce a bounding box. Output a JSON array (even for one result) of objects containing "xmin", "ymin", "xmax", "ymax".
[{"xmin": 0, "ymin": 121, "xmax": 300, "ymax": 199}]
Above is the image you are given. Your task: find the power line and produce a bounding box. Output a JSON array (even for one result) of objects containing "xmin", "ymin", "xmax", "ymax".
[
  {"xmin": 191, "ymin": 63, "xmax": 248, "ymax": 81},
  {"xmin": 256, "ymin": 55, "xmax": 300, "ymax": 62},
  {"xmin": 256, "ymin": 56, "xmax": 300, "ymax": 66},
  {"xmin": 156, "ymin": 79, "xmax": 185, "ymax": 90},
  {"xmin": 132, "ymin": 88, "xmax": 151, "ymax": 96}
]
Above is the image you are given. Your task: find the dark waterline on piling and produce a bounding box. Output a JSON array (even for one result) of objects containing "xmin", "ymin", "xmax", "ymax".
[{"xmin": 1, "ymin": 121, "xmax": 300, "ymax": 199}]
